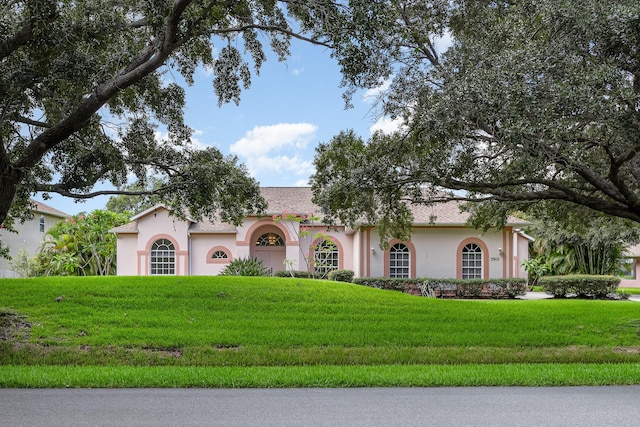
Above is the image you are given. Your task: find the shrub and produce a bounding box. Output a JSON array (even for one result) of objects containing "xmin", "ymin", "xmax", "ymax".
[
  {"xmin": 539, "ymin": 275, "xmax": 620, "ymax": 299},
  {"xmin": 328, "ymin": 270, "xmax": 354, "ymax": 282},
  {"xmin": 421, "ymin": 279, "xmax": 527, "ymax": 299},
  {"xmin": 274, "ymin": 270, "xmax": 312, "ymax": 278},
  {"xmin": 352, "ymin": 278, "xmax": 419, "ymax": 292},
  {"xmin": 353, "ymin": 277, "xmax": 527, "ymax": 299},
  {"xmin": 219, "ymin": 257, "xmax": 271, "ymax": 276}
]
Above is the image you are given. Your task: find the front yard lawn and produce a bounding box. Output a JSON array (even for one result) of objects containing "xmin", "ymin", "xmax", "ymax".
[{"xmin": 2, "ymin": 276, "xmax": 639, "ymax": 387}]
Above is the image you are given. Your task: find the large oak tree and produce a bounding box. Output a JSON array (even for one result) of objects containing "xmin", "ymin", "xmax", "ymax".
[
  {"xmin": 311, "ymin": 0, "xmax": 640, "ymax": 239},
  {"xmin": 0, "ymin": 0, "xmax": 373, "ymax": 231}
]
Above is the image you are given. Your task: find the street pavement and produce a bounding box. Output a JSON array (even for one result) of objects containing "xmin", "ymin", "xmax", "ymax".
[{"xmin": 2, "ymin": 387, "xmax": 640, "ymax": 426}]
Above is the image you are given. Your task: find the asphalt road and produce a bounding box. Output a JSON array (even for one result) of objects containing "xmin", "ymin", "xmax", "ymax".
[{"xmin": 2, "ymin": 386, "xmax": 640, "ymax": 426}]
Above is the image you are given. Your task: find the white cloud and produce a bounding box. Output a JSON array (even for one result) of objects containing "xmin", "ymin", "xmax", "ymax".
[
  {"xmin": 433, "ymin": 30, "xmax": 454, "ymax": 55},
  {"xmin": 189, "ymin": 129, "xmax": 214, "ymax": 150},
  {"xmin": 362, "ymin": 79, "xmax": 392, "ymax": 104},
  {"xmin": 230, "ymin": 123, "xmax": 318, "ymax": 184},
  {"xmin": 154, "ymin": 129, "xmax": 213, "ymax": 151},
  {"xmin": 154, "ymin": 130, "xmax": 170, "ymax": 144},
  {"xmin": 362, "ymin": 79, "xmax": 406, "ymax": 135},
  {"xmin": 231, "ymin": 123, "xmax": 316, "ymax": 156},
  {"xmin": 294, "ymin": 178, "xmax": 311, "ymax": 187},
  {"xmin": 370, "ymin": 116, "xmax": 404, "ymax": 135}
]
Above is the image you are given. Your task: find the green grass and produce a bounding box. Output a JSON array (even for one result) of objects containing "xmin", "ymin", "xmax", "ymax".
[
  {"xmin": 3, "ymin": 364, "xmax": 640, "ymax": 388},
  {"xmin": 2, "ymin": 276, "xmax": 640, "ymax": 387}
]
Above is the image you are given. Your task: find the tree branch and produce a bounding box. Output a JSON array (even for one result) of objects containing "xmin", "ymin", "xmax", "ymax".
[
  {"xmin": 13, "ymin": 0, "xmax": 197, "ymax": 171},
  {"xmin": 12, "ymin": 115, "xmax": 51, "ymax": 128},
  {"xmin": 34, "ymin": 183, "xmax": 182, "ymax": 200},
  {"xmin": 434, "ymin": 177, "xmax": 640, "ymax": 223},
  {"xmin": 212, "ymin": 24, "xmax": 332, "ymax": 48}
]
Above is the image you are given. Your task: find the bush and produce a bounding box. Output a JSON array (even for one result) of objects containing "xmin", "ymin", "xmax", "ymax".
[
  {"xmin": 219, "ymin": 257, "xmax": 271, "ymax": 276},
  {"xmin": 539, "ymin": 275, "xmax": 620, "ymax": 299},
  {"xmin": 421, "ymin": 279, "xmax": 527, "ymax": 299},
  {"xmin": 352, "ymin": 277, "xmax": 527, "ymax": 299},
  {"xmin": 328, "ymin": 270, "xmax": 354, "ymax": 282},
  {"xmin": 352, "ymin": 278, "xmax": 420, "ymax": 292},
  {"xmin": 274, "ymin": 270, "xmax": 312, "ymax": 278}
]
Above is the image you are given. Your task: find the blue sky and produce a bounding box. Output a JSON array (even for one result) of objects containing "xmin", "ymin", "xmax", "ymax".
[{"xmin": 36, "ymin": 38, "xmax": 397, "ymax": 215}]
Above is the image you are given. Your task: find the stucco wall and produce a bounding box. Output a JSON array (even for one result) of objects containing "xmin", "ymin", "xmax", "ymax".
[
  {"xmin": 620, "ymin": 258, "xmax": 640, "ymax": 288},
  {"xmin": 133, "ymin": 207, "xmax": 191, "ymax": 276},
  {"xmin": 113, "ymin": 208, "xmax": 529, "ymax": 279},
  {"xmin": 362, "ymin": 226, "xmax": 521, "ymax": 279},
  {"xmin": 0, "ymin": 213, "xmax": 64, "ymax": 278},
  {"xmin": 190, "ymin": 234, "xmax": 236, "ymax": 276},
  {"xmin": 516, "ymin": 233, "xmax": 531, "ymax": 278},
  {"xmin": 115, "ymin": 234, "xmax": 139, "ymax": 276}
]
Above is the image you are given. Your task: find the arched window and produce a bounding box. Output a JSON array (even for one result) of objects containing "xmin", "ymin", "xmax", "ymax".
[
  {"xmin": 461, "ymin": 243, "xmax": 482, "ymax": 279},
  {"xmin": 313, "ymin": 239, "xmax": 339, "ymax": 279},
  {"xmin": 150, "ymin": 238, "xmax": 175, "ymax": 275},
  {"xmin": 256, "ymin": 232, "xmax": 284, "ymax": 246},
  {"xmin": 389, "ymin": 243, "xmax": 410, "ymax": 278},
  {"xmin": 207, "ymin": 246, "xmax": 232, "ymax": 264},
  {"xmin": 211, "ymin": 250, "xmax": 228, "ymax": 259}
]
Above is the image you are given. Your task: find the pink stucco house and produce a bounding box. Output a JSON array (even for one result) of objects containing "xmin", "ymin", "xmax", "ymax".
[
  {"xmin": 111, "ymin": 187, "xmax": 532, "ymax": 279},
  {"xmin": 621, "ymin": 244, "xmax": 640, "ymax": 288}
]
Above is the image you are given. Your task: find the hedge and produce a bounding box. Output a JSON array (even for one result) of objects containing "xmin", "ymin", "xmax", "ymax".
[
  {"xmin": 274, "ymin": 270, "xmax": 312, "ymax": 278},
  {"xmin": 538, "ymin": 275, "xmax": 620, "ymax": 299},
  {"xmin": 327, "ymin": 270, "xmax": 355, "ymax": 282},
  {"xmin": 352, "ymin": 277, "xmax": 527, "ymax": 299}
]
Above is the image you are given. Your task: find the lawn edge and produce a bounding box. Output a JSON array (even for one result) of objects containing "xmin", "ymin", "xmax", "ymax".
[{"xmin": 2, "ymin": 363, "xmax": 640, "ymax": 388}]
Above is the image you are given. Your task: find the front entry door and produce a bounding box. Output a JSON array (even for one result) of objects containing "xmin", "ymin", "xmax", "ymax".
[
  {"xmin": 252, "ymin": 230, "xmax": 287, "ymax": 275},
  {"xmin": 254, "ymin": 247, "xmax": 286, "ymax": 275}
]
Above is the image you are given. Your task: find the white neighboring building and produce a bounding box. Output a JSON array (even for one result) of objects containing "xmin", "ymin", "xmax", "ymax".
[
  {"xmin": 0, "ymin": 200, "xmax": 70, "ymax": 278},
  {"xmin": 111, "ymin": 187, "xmax": 532, "ymax": 279}
]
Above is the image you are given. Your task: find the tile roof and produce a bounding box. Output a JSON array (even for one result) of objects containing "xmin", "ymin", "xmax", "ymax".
[
  {"xmin": 188, "ymin": 216, "xmax": 237, "ymax": 233},
  {"xmin": 110, "ymin": 187, "xmax": 529, "ymax": 234},
  {"xmin": 408, "ymin": 199, "xmax": 529, "ymax": 226},
  {"xmin": 110, "ymin": 222, "xmax": 139, "ymax": 233},
  {"xmin": 259, "ymin": 187, "xmax": 321, "ymax": 216},
  {"xmin": 260, "ymin": 187, "xmax": 528, "ymax": 227}
]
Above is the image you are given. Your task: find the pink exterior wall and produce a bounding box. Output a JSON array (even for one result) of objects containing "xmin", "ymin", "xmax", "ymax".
[
  {"xmin": 297, "ymin": 225, "xmax": 354, "ymax": 273},
  {"xmin": 363, "ymin": 226, "xmax": 526, "ymax": 279},
  {"xmin": 114, "ymin": 207, "xmax": 528, "ymax": 279},
  {"xmin": 516, "ymin": 232, "xmax": 531, "ymax": 278},
  {"xmin": 115, "ymin": 234, "xmax": 138, "ymax": 276},
  {"xmin": 620, "ymin": 258, "xmax": 640, "ymax": 288},
  {"xmin": 190, "ymin": 234, "xmax": 236, "ymax": 276},
  {"xmin": 118, "ymin": 207, "xmax": 191, "ymax": 276}
]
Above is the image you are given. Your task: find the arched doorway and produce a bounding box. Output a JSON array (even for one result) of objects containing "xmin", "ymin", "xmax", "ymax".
[{"xmin": 250, "ymin": 226, "xmax": 286, "ymax": 275}]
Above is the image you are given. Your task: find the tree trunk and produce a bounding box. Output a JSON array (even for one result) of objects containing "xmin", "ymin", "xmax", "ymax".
[{"xmin": 0, "ymin": 162, "xmax": 21, "ymax": 226}]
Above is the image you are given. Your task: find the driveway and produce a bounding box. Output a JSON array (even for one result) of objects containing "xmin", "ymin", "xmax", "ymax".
[{"xmin": 519, "ymin": 291, "xmax": 640, "ymax": 301}]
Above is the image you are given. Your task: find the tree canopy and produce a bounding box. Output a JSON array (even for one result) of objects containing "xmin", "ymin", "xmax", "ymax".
[
  {"xmin": 524, "ymin": 203, "xmax": 640, "ymax": 279},
  {"xmin": 0, "ymin": 0, "xmax": 375, "ymax": 231},
  {"xmin": 311, "ymin": 0, "xmax": 640, "ymax": 237},
  {"xmin": 31, "ymin": 210, "xmax": 129, "ymax": 276}
]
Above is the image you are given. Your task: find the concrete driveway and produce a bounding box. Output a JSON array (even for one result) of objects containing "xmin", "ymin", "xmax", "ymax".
[{"xmin": 518, "ymin": 291, "xmax": 640, "ymax": 301}]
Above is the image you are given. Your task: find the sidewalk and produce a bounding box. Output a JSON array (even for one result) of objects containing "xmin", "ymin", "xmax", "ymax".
[
  {"xmin": 518, "ymin": 292, "xmax": 640, "ymax": 301},
  {"xmin": 517, "ymin": 292, "xmax": 552, "ymax": 300}
]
